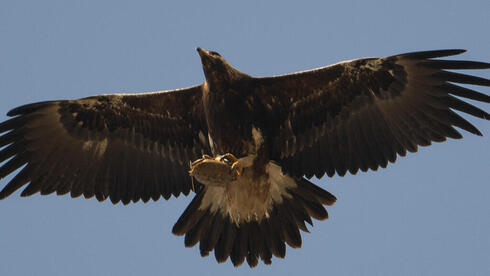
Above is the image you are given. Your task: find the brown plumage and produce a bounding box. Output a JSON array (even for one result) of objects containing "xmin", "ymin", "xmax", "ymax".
[{"xmin": 0, "ymin": 48, "xmax": 489, "ymax": 267}]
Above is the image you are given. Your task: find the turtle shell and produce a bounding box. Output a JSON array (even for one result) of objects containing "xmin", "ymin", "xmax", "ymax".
[{"xmin": 189, "ymin": 156, "xmax": 239, "ymax": 186}]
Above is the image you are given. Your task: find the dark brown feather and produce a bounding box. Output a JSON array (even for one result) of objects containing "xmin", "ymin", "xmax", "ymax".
[
  {"xmin": 185, "ymin": 210, "xmax": 212, "ymax": 248},
  {"xmin": 230, "ymin": 224, "xmax": 248, "ymax": 266},
  {"xmin": 440, "ymin": 83, "xmax": 489, "ymax": 103},
  {"xmin": 199, "ymin": 214, "xmax": 225, "ymax": 257},
  {"xmin": 262, "ymin": 217, "xmax": 285, "ymax": 258},
  {"xmin": 419, "ymin": 59, "xmax": 490, "ymax": 70},
  {"xmin": 214, "ymin": 219, "xmax": 237, "ymax": 263},
  {"xmin": 246, "ymin": 221, "xmax": 262, "ymax": 267},
  {"xmin": 172, "ymin": 190, "xmax": 206, "ymax": 236},
  {"xmin": 432, "ymin": 71, "xmax": 490, "ymax": 86}
]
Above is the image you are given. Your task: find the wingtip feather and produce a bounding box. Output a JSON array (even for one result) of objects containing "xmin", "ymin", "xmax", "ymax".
[
  {"xmin": 6, "ymin": 101, "xmax": 58, "ymax": 116},
  {"xmin": 396, "ymin": 49, "xmax": 467, "ymax": 60}
]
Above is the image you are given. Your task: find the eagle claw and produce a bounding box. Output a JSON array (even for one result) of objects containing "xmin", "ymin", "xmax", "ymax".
[{"xmin": 219, "ymin": 153, "xmax": 243, "ymax": 177}]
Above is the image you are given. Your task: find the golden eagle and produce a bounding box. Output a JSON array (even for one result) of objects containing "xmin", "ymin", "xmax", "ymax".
[{"xmin": 0, "ymin": 48, "xmax": 489, "ymax": 267}]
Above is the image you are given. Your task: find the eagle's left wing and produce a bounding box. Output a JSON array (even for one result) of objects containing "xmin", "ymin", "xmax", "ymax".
[
  {"xmin": 0, "ymin": 85, "xmax": 210, "ymax": 204},
  {"xmin": 253, "ymin": 50, "xmax": 489, "ymax": 178}
]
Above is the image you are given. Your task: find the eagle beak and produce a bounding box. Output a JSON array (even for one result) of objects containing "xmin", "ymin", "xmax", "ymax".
[
  {"xmin": 197, "ymin": 47, "xmax": 211, "ymax": 60},
  {"xmin": 196, "ymin": 47, "xmax": 208, "ymax": 56}
]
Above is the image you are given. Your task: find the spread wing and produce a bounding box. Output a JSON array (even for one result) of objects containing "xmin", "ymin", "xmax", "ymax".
[
  {"xmin": 0, "ymin": 85, "xmax": 211, "ymax": 204},
  {"xmin": 254, "ymin": 49, "xmax": 489, "ymax": 178}
]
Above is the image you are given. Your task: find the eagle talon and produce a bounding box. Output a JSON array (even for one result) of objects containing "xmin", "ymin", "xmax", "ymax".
[
  {"xmin": 231, "ymin": 163, "xmax": 242, "ymax": 177},
  {"xmin": 219, "ymin": 153, "xmax": 239, "ymax": 164},
  {"xmin": 230, "ymin": 160, "xmax": 243, "ymax": 177},
  {"xmin": 219, "ymin": 153, "xmax": 242, "ymax": 178}
]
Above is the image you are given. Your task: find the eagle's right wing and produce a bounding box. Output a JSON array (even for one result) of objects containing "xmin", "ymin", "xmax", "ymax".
[{"xmin": 0, "ymin": 85, "xmax": 211, "ymax": 204}]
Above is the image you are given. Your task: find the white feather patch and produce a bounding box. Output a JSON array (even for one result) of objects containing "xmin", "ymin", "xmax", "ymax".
[
  {"xmin": 251, "ymin": 126, "xmax": 264, "ymax": 148},
  {"xmin": 198, "ymin": 159, "xmax": 296, "ymax": 224},
  {"xmin": 82, "ymin": 139, "xmax": 108, "ymax": 158},
  {"xmin": 207, "ymin": 132, "xmax": 215, "ymax": 152}
]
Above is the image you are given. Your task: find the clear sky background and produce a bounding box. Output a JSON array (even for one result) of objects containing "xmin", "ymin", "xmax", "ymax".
[{"xmin": 0, "ymin": 1, "xmax": 489, "ymax": 275}]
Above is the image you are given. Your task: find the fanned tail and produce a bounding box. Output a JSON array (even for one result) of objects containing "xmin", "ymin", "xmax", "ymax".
[{"xmin": 172, "ymin": 177, "xmax": 336, "ymax": 267}]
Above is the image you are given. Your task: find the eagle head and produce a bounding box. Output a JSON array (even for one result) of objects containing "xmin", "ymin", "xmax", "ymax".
[{"xmin": 197, "ymin": 47, "xmax": 249, "ymax": 87}]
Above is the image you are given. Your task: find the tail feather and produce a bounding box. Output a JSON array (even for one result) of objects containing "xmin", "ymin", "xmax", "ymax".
[
  {"xmin": 276, "ymin": 203, "xmax": 302, "ymax": 248},
  {"xmin": 261, "ymin": 218, "xmax": 285, "ymax": 258},
  {"xmin": 214, "ymin": 219, "xmax": 236, "ymax": 263},
  {"xmin": 230, "ymin": 224, "xmax": 249, "ymax": 266},
  {"xmin": 296, "ymin": 177, "xmax": 337, "ymax": 205},
  {"xmin": 184, "ymin": 209, "xmax": 212, "ymax": 247},
  {"xmin": 171, "ymin": 191, "xmax": 206, "ymax": 236},
  {"xmin": 198, "ymin": 214, "xmax": 224, "ymax": 257},
  {"xmin": 172, "ymin": 177, "xmax": 336, "ymax": 267},
  {"xmin": 283, "ymin": 197, "xmax": 310, "ymax": 232}
]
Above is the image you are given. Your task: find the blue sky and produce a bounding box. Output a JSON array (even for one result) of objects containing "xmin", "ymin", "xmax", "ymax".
[{"xmin": 0, "ymin": 1, "xmax": 489, "ymax": 275}]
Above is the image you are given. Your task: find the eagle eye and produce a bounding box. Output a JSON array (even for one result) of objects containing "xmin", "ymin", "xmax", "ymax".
[{"xmin": 209, "ymin": 51, "xmax": 221, "ymax": 57}]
